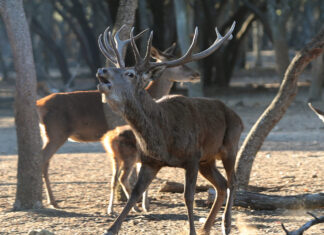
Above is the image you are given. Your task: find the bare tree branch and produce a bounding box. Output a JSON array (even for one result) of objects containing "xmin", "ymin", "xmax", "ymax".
[{"xmin": 281, "ymin": 213, "xmax": 324, "ymax": 235}]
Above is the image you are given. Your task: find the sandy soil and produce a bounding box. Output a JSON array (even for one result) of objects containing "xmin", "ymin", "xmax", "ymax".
[{"xmin": 0, "ymin": 74, "xmax": 324, "ymax": 235}]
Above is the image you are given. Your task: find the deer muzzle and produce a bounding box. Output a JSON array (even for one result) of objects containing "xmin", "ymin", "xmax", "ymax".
[{"xmin": 96, "ymin": 68, "xmax": 112, "ymax": 90}]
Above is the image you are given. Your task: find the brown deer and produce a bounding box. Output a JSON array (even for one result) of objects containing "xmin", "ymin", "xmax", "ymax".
[
  {"xmin": 101, "ymin": 125, "xmax": 141, "ymax": 215},
  {"xmin": 101, "ymin": 45, "xmax": 199, "ymax": 215},
  {"xmin": 36, "ymin": 27, "xmax": 200, "ymax": 209},
  {"xmin": 97, "ymin": 22, "xmax": 243, "ymax": 235}
]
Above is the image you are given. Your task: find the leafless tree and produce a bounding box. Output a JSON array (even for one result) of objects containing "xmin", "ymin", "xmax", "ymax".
[
  {"xmin": 236, "ymin": 27, "xmax": 324, "ymax": 188},
  {"xmin": 0, "ymin": 0, "xmax": 42, "ymax": 209}
]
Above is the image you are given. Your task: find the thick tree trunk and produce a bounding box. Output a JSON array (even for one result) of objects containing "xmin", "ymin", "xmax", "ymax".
[
  {"xmin": 308, "ymin": 54, "xmax": 324, "ymax": 101},
  {"xmin": 235, "ymin": 28, "xmax": 324, "ymax": 188},
  {"xmin": 0, "ymin": 0, "xmax": 43, "ymax": 209}
]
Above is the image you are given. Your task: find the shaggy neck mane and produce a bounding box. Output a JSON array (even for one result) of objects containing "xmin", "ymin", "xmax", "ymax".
[{"xmin": 122, "ymin": 88, "xmax": 167, "ymax": 161}]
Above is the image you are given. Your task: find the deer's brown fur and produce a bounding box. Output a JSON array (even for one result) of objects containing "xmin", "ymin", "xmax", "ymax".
[
  {"xmin": 36, "ymin": 46, "xmax": 199, "ymax": 208},
  {"xmin": 97, "ymin": 23, "xmax": 241, "ymax": 235}
]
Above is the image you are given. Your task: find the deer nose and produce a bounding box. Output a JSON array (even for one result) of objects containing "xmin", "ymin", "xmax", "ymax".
[
  {"xmin": 96, "ymin": 68, "xmax": 111, "ymax": 84},
  {"xmin": 97, "ymin": 68, "xmax": 108, "ymax": 76}
]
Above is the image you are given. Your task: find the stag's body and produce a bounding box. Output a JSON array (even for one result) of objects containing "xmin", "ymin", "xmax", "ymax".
[
  {"xmin": 96, "ymin": 22, "xmax": 240, "ymax": 235},
  {"xmin": 36, "ymin": 45, "xmax": 199, "ymax": 208}
]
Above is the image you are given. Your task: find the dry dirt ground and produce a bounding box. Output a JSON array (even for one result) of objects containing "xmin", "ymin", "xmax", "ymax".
[{"xmin": 0, "ymin": 73, "xmax": 324, "ymax": 235}]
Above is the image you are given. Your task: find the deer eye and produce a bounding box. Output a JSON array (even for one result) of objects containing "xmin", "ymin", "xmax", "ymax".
[{"xmin": 125, "ymin": 71, "xmax": 135, "ymax": 78}]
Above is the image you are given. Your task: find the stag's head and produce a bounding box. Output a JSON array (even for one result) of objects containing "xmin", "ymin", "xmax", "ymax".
[{"xmin": 97, "ymin": 22, "xmax": 236, "ymax": 108}]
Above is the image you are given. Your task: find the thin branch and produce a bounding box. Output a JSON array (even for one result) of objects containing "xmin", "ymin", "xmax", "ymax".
[{"xmin": 281, "ymin": 213, "xmax": 324, "ymax": 235}]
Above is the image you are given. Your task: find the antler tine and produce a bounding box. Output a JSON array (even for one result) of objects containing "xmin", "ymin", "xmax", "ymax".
[
  {"xmin": 192, "ymin": 21, "xmax": 236, "ymax": 60},
  {"xmin": 108, "ymin": 30, "xmax": 123, "ymax": 68},
  {"xmin": 130, "ymin": 27, "xmax": 143, "ymax": 64},
  {"xmin": 114, "ymin": 25, "xmax": 149, "ymax": 68},
  {"xmin": 149, "ymin": 21, "xmax": 236, "ymax": 69},
  {"xmin": 143, "ymin": 31, "xmax": 154, "ymax": 63},
  {"xmin": 98, "ymin": 34, "xmax": 117, "ymax": 65},
  {"xmin": 102, "ymin": 27, "xmax": 116, "ymax": 56}
]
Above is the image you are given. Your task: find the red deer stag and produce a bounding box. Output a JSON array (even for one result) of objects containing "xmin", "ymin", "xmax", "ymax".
[
  {"xmin": 36, "ymin": 27, "xmax": 200, "ymax": 209},
  {"xmin": 97, "ymin": 22, "xmax": 243, "ymax": 235},
  {"xmin": 102, "ymin": 45, "xmax": 199, "ymax": 215}
]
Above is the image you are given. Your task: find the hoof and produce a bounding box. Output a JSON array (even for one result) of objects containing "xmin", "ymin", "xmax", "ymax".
[
  {"xmin": 197, "ymin": 228, "xmax": 210, "ymax": 235},
  {"xmin": 132, "ymin": 205, "xmax": 141, "ymax": 213}
]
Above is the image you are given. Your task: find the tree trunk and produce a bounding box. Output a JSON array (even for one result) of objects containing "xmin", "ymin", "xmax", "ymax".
[
  {"xmin": 308, "ymin": 54, "xmax": 324, "ymax": 101},
  {"xmin": 252, "ymin": 21, "xmax": 262, "ymax": 67},
  {"xmin": 0, "ymin": 0, "xmax": 43, "ymax": 209},
  {"xmin": 266, "ymin": 0, "xmax": 291, "ymax": 78},
  {"xmin": 173, "ymin": 0, "xmax": 203, "ymax": 97},
  {"xmin": 235, "ymin": 27, "xmax": 324, "ymax": 188},
  {"xmin": 0, "ymin": 49, "xmax": 8, "ymax": 80},
  {"xmin": 273, "ymin": 35, "xmax": 290, "ymax": 78}
]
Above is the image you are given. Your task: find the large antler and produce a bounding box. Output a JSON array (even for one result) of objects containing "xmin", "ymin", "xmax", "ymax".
[
  {"xmin": 130, "ymin": 21, "xmax": 236, "ymax": 73},
  {"xmin": 98, "ymin": 25, "xmax": 148, "ymax": 68}
]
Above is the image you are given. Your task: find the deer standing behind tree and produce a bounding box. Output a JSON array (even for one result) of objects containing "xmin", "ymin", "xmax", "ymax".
[
  {"xmin": 36, "ymin": 31, "xmax": 200, "ymax": 208},
  {"xmin": 97, "ymin": 22, "xmax": 243, "ymax": 235}
]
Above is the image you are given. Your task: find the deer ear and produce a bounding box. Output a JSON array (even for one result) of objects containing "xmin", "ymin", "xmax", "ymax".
[
  {"xmin": 162, "ymin": 42, "xmax": 176, "ymax": 56},
  {"xmin": 150, "ymin": 46, "xmax": 160, "ymax": 59}
]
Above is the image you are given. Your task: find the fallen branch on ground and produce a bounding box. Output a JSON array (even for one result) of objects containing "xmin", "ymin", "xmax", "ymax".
[
  {"xmin": 281, "ymin": 212, "xmax": 324, "ymax": 235},
  {"xmin": 159, "ymin": 182, "xmax": 324, "ymax": 210},
  {"xmin": 159, "ymin": 181, "xmax": 212, "ymax": 193},
  {"xmin": 234, "ymin": 191, "xmax": 324, "ymax": 210}
]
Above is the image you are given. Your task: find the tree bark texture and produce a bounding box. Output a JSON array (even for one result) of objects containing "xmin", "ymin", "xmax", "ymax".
[
  {"xmin": 308, "ymin": 54, "xmax": 324, "ymax": 101},
  {"xmin": 234, "ymin": 192, "xmax": 324, "ymax": 210},
  {"xmin": 266, "ymin": 0, "xmax": 292, "ymax": 78},
  {"xmin": 207, "ymin": 190, "xmax": 324, "ymax": 210},
  {"xmin": 235, "ymin": 27, "xmax": 324, "ymax": 188},
  {"xmin": 0, "ymin": 0, "xmax": 43, "ymax": 209}
]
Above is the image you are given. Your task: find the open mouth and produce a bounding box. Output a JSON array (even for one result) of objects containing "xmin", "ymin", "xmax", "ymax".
[{"xmin": 96, "ymin": 73, "xmax": 112, "ymax": 88}]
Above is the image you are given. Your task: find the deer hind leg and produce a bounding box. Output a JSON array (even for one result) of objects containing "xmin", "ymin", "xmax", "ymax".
[
  {"xmin": 41, "ymin": 134, "xmax": 68, "ymax": 208},
  {"xmin": 220, "ymin": 121, "xmax": 241, "ymax": 235},
  {"xmin": 107, "ymin": 156, "xmax": 121, "ymax": 215},
  {"xmin": 184, "ymin": 162, "xmax": 199, "ymax": 235},
  {"xmin": 119, "ymin": 159, "xmax": 141, "ymax": 212},
  {"xmin": 221, "ymin": 142, "xmax": 240, "ymax": 234},
  {"xmin": 104, "ymin": 162, "xmax": 161, "ymax": 235},
  {"xmin": 198, "ymin": 161, "xmax": 227, "ymax": 235}
]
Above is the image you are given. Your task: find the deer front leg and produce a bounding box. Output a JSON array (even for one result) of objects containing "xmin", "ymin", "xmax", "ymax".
[
  {"xmin": 184, "ymin": 163, "xmax": 199, "ymax": 235},
  {"xmin": 104, "ymin": 163, "xmax": 161, "ymax": 235},
  {"xmin": 136, "ymin": 162, "xmax": 149, "ymax": 212}
]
